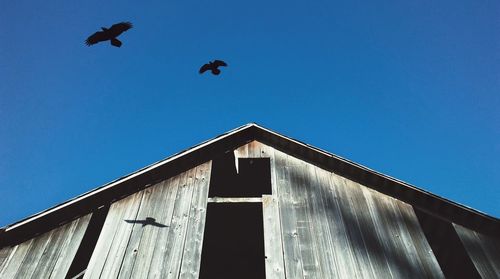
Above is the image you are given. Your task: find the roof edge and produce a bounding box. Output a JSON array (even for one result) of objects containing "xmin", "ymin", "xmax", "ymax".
[
  {"xmin": 2, "ymin": 123, "xmax": 255, "ymax": 232},
  {"xmin": 1, "ymin": 122, "xmax": 498, "ymax": 247}
]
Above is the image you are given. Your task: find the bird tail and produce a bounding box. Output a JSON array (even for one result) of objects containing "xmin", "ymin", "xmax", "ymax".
[{"xmin": 110, "ymin": 38, "xmax": 122, "ymax": 47}]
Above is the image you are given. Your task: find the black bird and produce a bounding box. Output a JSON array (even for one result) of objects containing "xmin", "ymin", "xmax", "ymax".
[
  {"xmin": 199, "ymin": 60, "xmax": 228, "ymax": 75},
  {"xmin": 124, "ymin": 217, "xmax": 167, "ymax": 227},
  {"xmin": 85, "ymin": 22, "xmax": 133, "ymax": 47}
]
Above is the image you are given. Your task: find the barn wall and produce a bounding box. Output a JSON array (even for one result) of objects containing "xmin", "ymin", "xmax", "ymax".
[
  {"xmin": 0, "ymin": 213, "xmax": 92, "ymax": 278},
  {"xmin": 84, "ymin": 161, "xmax": 211, "ymax": 279},
  {"xmin": 454, "ymin": 223, "xmax": 500, "ymax": 278},
  {"xmin": 235, "ymin": 141, "xmax": 444, "ymax": 279}
]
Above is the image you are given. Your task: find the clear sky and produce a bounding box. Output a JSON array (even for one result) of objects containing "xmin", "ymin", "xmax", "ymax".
[{"xmin": 1, "ymin": 0, "xmax": 499, "ymax": 227}]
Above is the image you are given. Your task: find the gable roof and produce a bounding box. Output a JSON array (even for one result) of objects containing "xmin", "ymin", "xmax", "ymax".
[{"xmin": 1, "ymin": 123, "xmax": 499, "ymax": 247}]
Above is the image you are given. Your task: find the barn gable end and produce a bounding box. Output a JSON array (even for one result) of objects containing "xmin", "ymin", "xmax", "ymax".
[{"xmin": 1, "ymin": 124, "xmax": 499, "ymax": 278}]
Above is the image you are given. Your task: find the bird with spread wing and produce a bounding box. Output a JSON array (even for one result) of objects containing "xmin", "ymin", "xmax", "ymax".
[
  {"xmin": 199, "ymin": 60, "xmax": 228, "ymax": 75},
  {"xmin": 85, "ymin": 22, "xmax": 133, "ymax": 47}
]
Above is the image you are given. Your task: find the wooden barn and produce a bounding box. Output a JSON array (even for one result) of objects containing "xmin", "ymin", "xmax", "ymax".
[{"xmin": 0, "ymin": 123, "xmax": 499, "ymax": 279}]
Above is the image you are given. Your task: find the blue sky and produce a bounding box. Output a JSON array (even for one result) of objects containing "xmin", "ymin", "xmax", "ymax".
[{"xmin": 0, "ymin": 0, "xmax": 498, "ymax": 226}]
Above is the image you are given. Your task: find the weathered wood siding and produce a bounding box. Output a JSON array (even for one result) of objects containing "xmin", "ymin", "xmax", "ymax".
[
  {"xmin": 84, "ymin": 162, "xmax": 211, "ymax": 279},
  {"xmin": 235, "ymin": 141, "xmax": 444, "ymax": 279},
  {"xmin": 454, "ymin": 223, "xmax": 500, "ymax": 278},
  {"xmin": 0, "ymin": 213, "xmax": 92, "ymax": 278}
]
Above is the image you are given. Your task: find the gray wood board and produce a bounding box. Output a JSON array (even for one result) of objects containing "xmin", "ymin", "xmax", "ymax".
[
  {"xmin": 274, "ymin": 150, "xmax": 305, "ymax": 279},
  {"xmin": 0, "ymin": 246, "xmax": 13, "ymax": 273},
  {"xmin": 454, "ymin": 223, "xmax": 500, "ymax": 278},
  {"xmin": 85, "ymin": 162, "xmax": 212, "ymax": 279},
  {"xmin": 84, "ymin": 190, "xmax": 144, "ymax": 279},
  {"xmin": 242, "ymin": 141, "xmax": 444, "ymax": 279},
  {"xmin": 262, "ymin": 195, "xmax": 286, "ymax": 279},
  {"xmin": 0, "ymin": 213, "xmax": 91, "ymax": 279},
  {"xmin": 179, "ymin": 162, "xmax": 212, "ymax": 279}
]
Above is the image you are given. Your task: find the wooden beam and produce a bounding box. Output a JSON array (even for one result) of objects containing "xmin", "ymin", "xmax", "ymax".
[{"xmin": 207, "ymin": 197, "xmax": 262, "ymax": 203}]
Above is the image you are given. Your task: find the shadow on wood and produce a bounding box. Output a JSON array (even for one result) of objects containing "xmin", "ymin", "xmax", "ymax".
[{"xmin": 124, "ymin": 217, "xmax": 168, "ymax": 228}]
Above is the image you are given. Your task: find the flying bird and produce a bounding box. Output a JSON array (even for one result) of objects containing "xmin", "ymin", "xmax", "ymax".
[
  {"xmin": 124, "ymin": 217, "xmax": 167, "ymax": 227},
  {"xmin": 85, "ymin": 22, "xmax": 133, "ymax": 47},
  {"xmin": 199, "ymin": 60, "xmax": 228, "ymax": 75}
]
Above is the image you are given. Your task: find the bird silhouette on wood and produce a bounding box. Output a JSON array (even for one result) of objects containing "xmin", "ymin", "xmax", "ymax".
[
  {"xmin": 199, "ymin": 60, "xmax": 228, "ymax": 75},
  {"xmin": 124, "ymin": 217, "xmax": 167, "ymax": 227},
  {"xmin": 85, "ymin": 22, "xmax": 133, "ymax": 47}
]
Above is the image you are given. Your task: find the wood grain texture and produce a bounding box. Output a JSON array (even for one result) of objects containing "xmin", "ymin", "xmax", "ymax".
[
  {"xmin": 0, "ymin": 238, "xmax": 34, "ymax": 278},
  {"xmin": 274, "ymin": 151, "xmax": 305, "ymax": 279},
  {"xmin": 0, "ymin": 246, "xmax": 13, "ymax": 274},
  {"xmin": 207, "ymin": 197, "xmax": 261, "ymax": 203},
  {"xmin": 179, "ymin": 162, "xmax": 212, "ymax": 279},
  {"xmin": 146, "ymin": 176, "xmax": 181, "ymax": 279},
  {"xmin": 50, "ymin": 213, "xmax": 93, "ymax": 278},
  {"xmin": 454, "ymin": 223, "xmax": 500, "ymax": 278},
  {"xmin": 84, "ymin": 162, "xmax": 212, "ymax": 279},
  {"xmin": 84, "ymin": 191, "xmax": 144, "ymax": 279},
  {"xmin": 262, "ymin": 195, "xmax": 286, "ymax": 279},
  {"xmin": 129, "ymin": 179, "xmax": 172, "ymax": 279},
  {"xmin": 0, "ymin": 214, "xmax": 91, "ymax": 279},
  {"xmin": 241, "ymin": 141, "xmax": 444, "ymax": 279}
]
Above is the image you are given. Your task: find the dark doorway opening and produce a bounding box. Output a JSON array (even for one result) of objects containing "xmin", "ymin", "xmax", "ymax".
[
  {"xmin": 209, "ymin": 152, "xmax": 271, "ymax": 197},
  {"xmin": 199, "ymin": 203, "xmax": 265, "ymax": 279}
]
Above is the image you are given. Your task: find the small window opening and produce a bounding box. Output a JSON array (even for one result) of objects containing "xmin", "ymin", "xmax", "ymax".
[
  {"xmin": 414, "ymin": 208, "xmax": 481, "ymax": 279},
  {"xmin": 209, "ymin": 152, "xmax": 271, "ymax": 197},
  {"xmin": 199, "ymin": 203, "xmax": 265, "ymax": 279},
  {"xmin": 65, "ymin": 204, "xmax": 109, "ymax": 279}
]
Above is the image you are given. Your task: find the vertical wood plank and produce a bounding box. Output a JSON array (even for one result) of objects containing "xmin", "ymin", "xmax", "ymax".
[
  {"xmin": 397, "ymin": 202, "xmax": 444, "ymax": 278},
  {"xmin": 127, "ymin": 179, "xmax": 170, "ymax": 279},
  {"xmin": 118, "ymin": 184, "xmax": 158, "ymax": 279},
  {"xmin": 288, "ymin": 158, "xmax": 322, "ymax": 279},
  {"xmin": 161, "ymin": 168, "xmax": 197, "ymax": 279},
  {"xmin": 305, "ymin": 165, "xmax": 338, "ymax": 278},
  {"xmin": 0, "ymin": 214, "xmax": 91, "ymax": 279},
  {"xmin": 262, "ymin": 195, "xmax": 286, "ymax": 279},
  {"xmin": 370, "ymin": 190, "xmax": 415, "ymax": 278},
  {"xmin": 331, "ymin": 174, "xmax": 373, "ymax": 278},
  {"xmin": 50, "ymin": 213, "xmax": 93, "ymax": 278},
  {"xmin": 30, "ymin": 217, "xmax": 80, "ymax": 278},
  {"xmin": 247, "ymin": 140, "xmax": 261, "ymax": 157},
  {"xmin": 323, "ymin": 170, "xmax": 361, "ymax": 278},
  {"xmin": 145, "ymin": 175, "xmax": 182, "ymax": 279},
  {"xmin": 476, "ymin": 231, "xmax": 500, "ymax": 277},
  {"xmin": 0, "ymin": 244, "xmax": 21, "ymax": 277},
  {"xmin": 0, "ymin": 239, "xmax": 34, "ymax": 278},
  {"xmin": 84, "ymin": 192, "xmax": 143, "ymax": 279},
  {"xmin": 263, "ymin": 144, "xmax": 279, "ymax": 197},
  {"xmin": 84, "ymin": 198, "xmax": 128, "ymax": 278},
  {"xmin": 234, "ymin": 143, "xmax": 249, "ymax": 173},
  {"xmin": 179, "ymin": 162, "xmax": 212, "ymax": 279},
  {"xmin": 342, "ymin": 178, "xmax": 394, "ymax": 278},
  {"xmin": 0, "ymin": 246, "xmax": 14, "ymax": 274},
  {"xmin": 100, "ymin": 191, "xmax": 144, "ymax": 278},
  {"xmin": 388, "ymin": 201, "xmax": 439, "ymax": 277},
  {"xmin": 14, "ymin": 227, "xmax": 54, "ymax": 278},
  {"xmin": 274, "ymin": 150, "xmax": 304, "ymax": 279},
  {"xmin": 454, "ymin": 223, "xmax": 500, "ymax": 278}
]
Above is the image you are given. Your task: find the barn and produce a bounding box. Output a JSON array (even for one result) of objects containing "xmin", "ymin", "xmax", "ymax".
[{"xmin": 0, "ymin": 123, "xmax": 499, "ymax": 278}]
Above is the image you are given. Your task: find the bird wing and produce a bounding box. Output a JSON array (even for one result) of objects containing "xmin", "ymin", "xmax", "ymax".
[
  {"xmin": 213, "ymin": 60, "xmax": 227, "ymax": 67},
  {"xmin": 85, "ymin": 31, "xmax": 108, "ymax": 46},
  {"xmin": 199, "ymin": 63, "xmax": 211, "ymax": 74},
  {"xmin": 109, "ymin": 22, "xmax": 133, "ymax": 36}
]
